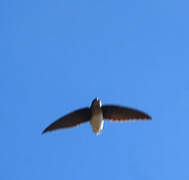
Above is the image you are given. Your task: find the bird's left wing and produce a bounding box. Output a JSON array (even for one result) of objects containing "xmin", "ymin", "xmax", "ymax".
[
  {"xmin": 42, "ymin": 107, "xmax": 91, "ymax": 134},
  {"xmin": 102, "ymin": 105, "xmax": 152, "ymax": 121}
]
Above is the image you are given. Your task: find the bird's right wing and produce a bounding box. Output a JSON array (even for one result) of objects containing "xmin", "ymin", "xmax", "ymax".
[
  {"xmin": 42, "ymin": 107, "xmax": 91, "ymax": 134},
  {"xmin": 102, "ymin": 105, "xmax": 152, "ymax": 121}
]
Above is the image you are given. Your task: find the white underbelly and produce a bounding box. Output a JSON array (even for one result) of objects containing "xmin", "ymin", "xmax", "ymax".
[{"xmin": 90, "ymin": 113, "xmax": 104, "ymax": 135}]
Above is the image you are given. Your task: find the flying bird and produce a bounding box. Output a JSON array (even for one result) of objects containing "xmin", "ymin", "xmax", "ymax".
[{"xmin": 42, "ymin": 98, "xmax": 152, "ymax": 135}]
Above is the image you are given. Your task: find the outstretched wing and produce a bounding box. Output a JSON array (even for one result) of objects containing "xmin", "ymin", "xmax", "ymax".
[
  {"xmin": 102, "ymin": 105, "xmax": 152, "ymax": 121},
  {"xmin": 42, "ymin": 107, "xmax": 91, "ymax": 134}
]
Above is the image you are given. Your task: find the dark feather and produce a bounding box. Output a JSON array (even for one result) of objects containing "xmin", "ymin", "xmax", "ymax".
[
  {"xmin": 42, "ymin": 107, "xmax": 91, "ymax": 134},
  {"xmin": 102, "ymin": 105, "xmax": 152, "ymax": 121}
]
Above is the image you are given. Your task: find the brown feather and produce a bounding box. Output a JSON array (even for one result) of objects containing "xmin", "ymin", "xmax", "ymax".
[
  {"xmin": 102, "ymin": 105, "xmax": 152, "ymax": 121},
  {"xmin": 42, "ymin": 108, "xmax": 91, "ymax": 134}
]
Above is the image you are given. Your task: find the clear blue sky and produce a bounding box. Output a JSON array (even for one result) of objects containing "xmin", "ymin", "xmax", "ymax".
[{"xmin": 1, "ymin": 0, "xmax": 189, "ymax": 179}]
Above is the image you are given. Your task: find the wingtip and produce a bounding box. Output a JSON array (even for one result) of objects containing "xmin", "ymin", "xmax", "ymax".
[
  {"xmin": 41, "ymin": 128, "xmax": 48, "ymax": 135},
  {"xmin": 147, "ymin": 115, "xmax": 152, "ymax": 120}
]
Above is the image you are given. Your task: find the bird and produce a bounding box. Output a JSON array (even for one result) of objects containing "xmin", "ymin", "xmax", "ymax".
[{"xmin": 42, "ymin": 98, "xmax": 152, "ymax": 135}]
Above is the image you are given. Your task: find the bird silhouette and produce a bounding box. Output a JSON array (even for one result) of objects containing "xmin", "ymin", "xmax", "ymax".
[{"xmin": 42, "ymin": 98, "xmax": 152, "ymax": 135}]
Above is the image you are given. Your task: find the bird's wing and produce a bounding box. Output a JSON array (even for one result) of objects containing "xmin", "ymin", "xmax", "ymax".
[
  {"xmin": 102, "ymin": 105, "xmax": 152, "ymax": 121},
  {"xmin": 42, "ymin": 107, "xmax": 91, "ymax": 134}
]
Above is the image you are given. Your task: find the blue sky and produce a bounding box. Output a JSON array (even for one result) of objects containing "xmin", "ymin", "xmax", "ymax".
[{"xmin": 1, "ymin": 0, "xmax": 189, "ymax": 179}]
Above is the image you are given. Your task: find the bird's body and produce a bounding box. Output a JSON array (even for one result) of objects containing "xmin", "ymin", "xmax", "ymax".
[
  {"xmin": 90, "ymin": 112, "xmax": 104, "ymax": 134},
  {"xmin": 90, "ymin": 98, "xmax": 104, "ymax": 134},
  {"xmin": 42, "ymin": 98, "xmax": 152, "ymax": 135}
]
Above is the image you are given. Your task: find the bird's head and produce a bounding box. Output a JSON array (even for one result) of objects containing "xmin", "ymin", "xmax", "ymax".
[{"xmin": 91, "ymin": 97, "xmax": 102, "ymax": 108}]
